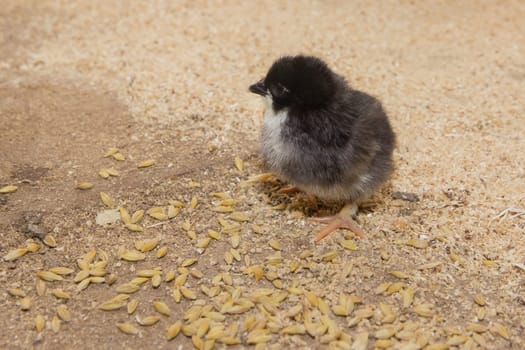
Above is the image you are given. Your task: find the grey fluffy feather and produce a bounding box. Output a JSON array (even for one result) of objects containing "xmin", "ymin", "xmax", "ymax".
[{"xmin": 250, "ymin": 55, "xmax": 395, "ymax": 205}]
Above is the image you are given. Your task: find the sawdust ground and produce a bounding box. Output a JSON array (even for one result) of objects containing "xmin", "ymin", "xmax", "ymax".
[{"xmin": 1, "ymin": 1, "xmax": 524, "ymax": 349}]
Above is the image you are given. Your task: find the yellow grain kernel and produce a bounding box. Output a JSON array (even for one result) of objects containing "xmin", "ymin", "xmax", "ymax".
[
  {"xmin": 167, "ymin": 320, "xmax": 182, "ymax": 340},
  {"xmin": 106, "ymin": 168, "xmax": 119, "ymax": 176},
  {"xmin": 164, "ymin": 270, "xmax": 175, "ymax": 282},
  {"xmin": 230, "ymin": 248, "xmax": 241, "ymax": 261},
  {"xmin": 89, "ymin": 276, "xmax": 106, "ymax": 283},
  {"xmin": 0, "ymin": 185, "xmax": 17, "ymax": 193},
  {"xmin": 129, "ymin": 276, "xmax": 148, "ymax": 285},
  {"xmin": 192, "ymin": 335, "xmax": 204, "ymax": 350},
  {"xmin": 48, "ymin": 267, "xmax": 74, "ymax": 275},
  {"xmin": 251, "ymin": 224, "xmax": 264, "ymax": 234},
  {"xmin": 234, "ymin": 156, "xmax": 243, "ymax": 171},
  {"xmin": 169, "ymin": 200, "xmax": 185, "ymax": 207},
  {"xmin": 113, "ymin": 152, "xmax": 125, "ymax": 161},
  {"xmin": 119, "ymin": 207, "xmax": 131, "ymax": 224},
  {"xmin": 56, "ymin": 304, "xmax": 71, "ymax": 322},
  {"xmin": 127, "ymin": 299, "xmax": 138, "ymax": 314},
  {"xmin": 98, "ymin": 169, "xmax": 110, "ymax": 178},
  {"xmin": 230, "ymin": 212, "xmax": 249, "ymax": 222},
  {"xmin": 492, "ymin": 323, "xmax": 510, "ymax": 340},
  {"xmin": 99, "ymin": 192, "xmax": 115, "ymax": 208},
  {"xmin": 197, "ymin": 237, "xmax": 212, "ymax": 249},
  {"xmin": 481, "ymin": 259, "xmax": 498, "ymax": 267},
  {"xmin": 467, "ymin": 323, "xmax": 488, "ymax": 333},
  {"xmin": 43, "ymin": 234, "xmax": 57, "ymax": 248},
  {"xmin": 375, "ymin": 327, "xmax": 396, "ymax": 339},
  {"xmin": 223, "ymin": 273, "xmax": 233, "ymax": 285},
  {"xmin": 20, "ymin": 296, "xmax": 32, "ymax": 310},
  {"xmin": 474, "ymin": 294, "xmax": 486, "ymax": 306},
  {"xmin": 281, "ymin": 325, "xmax": 306, "ymax": 335},
  {"xmin": 73, "ymin": 270, "xmax": 89, "ymax": 283},
  {"xmin": 375, "ymin": 282, "xmax": 390, "ymax": 294},
  {"xmin": 247, "ymin": 329, "xmax": 272, "ymax": 344},
  {"xmin": 389, "ymin": 270, "xmax": 410, "ymax": 279},
  {"xmin": 180, "ymin": 287, "xmax": 197, "ymax": 300},
  {"xmin": 138, "ymin": 159, "xmax": 155, "ymax": 168},
  {"xmin": 189, "ymin": 196, "xmax": 198, "ymax": 210},
  {"xmin": 181, "ymin": 223, "xmax": 192, "ymax": 233},
  {"xmin": 120, "ymin": 250, "xmax": 146, "ymax": 261},
  {"xmin": 130, "ymin": 210, "xmax": 144, "ymax": 223},
  {"xmin": 190, "ymin": 269, "xmax": 203, "ymax": 279},
  {"xmin": 414, "ymin": 303, "xmax": 434, "ymax": 318},
  {"xmin": 135, "ymin": 238, "xmax": 160, "ymax": 253},
  {"xmin": 35, "ymin": 315, "xmax": 45, "ymax": 332},
  {"xmin": 51, "ymin": 289, "xmax": 71, "ymax": 299},
  {"xmin": 149, "ymin": 211, "xmax": 169, "ymax": 220},
  {"xmin": 151, "ymin": 274, "xmax": 162, "ymax": 288},
  {"xmin": 137, "ymin": 315, "xmax": 160, "ymax": 326},
  {"xmin": 136, "ymin": 269, "xmax": 161, "ymax": 277},
  {"xmin": 321, "ymin": 250, "xmax": 338, "ymax": 262},
  {"xmin": 268, "ymin": 239, "xmax": 282, "ymax": 251},
  {"xmin": 304, "ymin": 291, "xmax": 318, "ymax": 307},
  {"xmin": 3, "ymin": 248, "xmax": 28, "ymax": 261},
  {"xmin": 156, "ymin": 246, "xmax": 168, "ymax": 258},
  {"xmin": 37, "ymin": 270, "xmax": 63, "ymax": 282},
  {"xmin": 153, "ymin": 301, "xmax": 171, "ymax": 316},
  {"xmin": 76, "ymin": 182, "xmax": 93, "ymax": 190},
  {"xmin": 181, "ymin": 258, "xmax": 198, "ymax": 267},
  {"xmin": 116, "ymin": 283, "xmax": 140, "ymax": 294},
  {"xmin": 447, "ymin": 335, "xmax": 469, "ymax": 346},
  {"xmin": 76, "ymin": 278, "xmax": 90, "ymax": 291},
  {"xmin": 51, "ymin": 315, "xmax": 61, "ymax": 333},
  {"xmin": 352, "ymin": 332, "xmax": 368, "ymax": 350},
  {"xmin": 317, "ymin": 298, "xmax": 330, "ymax": 314},
  {"xmin": 374, "ymin": 339, "xmax": 395, "ymax": 348},
  {"xmin": 224, "ymin": 251, "xmax": 234, "ymax": 265},
  {"xmin": 402, "ymin": 286, "xmax": 415, "ymax": 307},
  {"xmin": 117, "ymin": 322, "xmax": 139, "ymax": 335},
  {"xmin": 26, "ymin": 241, "xmax": 40, "ymax": 253},
  {"xmin": 354, "ymin": 307, "xmax": 375, "ymax": 319},
  {"xmin": 449, "ymin": 252, "xmax": 465, "ymax": 266},
  {"xmin": 167, "ymin": 205, "xmax": 180, "ymax": 218},
  {"xmin": 339, "ymin": 239, "xmax": 358, "ymax": 250},
  {"xmin": 123, "ymin": 223, "xmax": 142, "ymax": 233},
  {"xmin": 7, "ymin": 288, "xmax": 26, "ymax": 297},
  {"xmin": 220, "ymin": 198, "xmax": 236, "ymax": 206},
  {"xmin": 174, "ymin": 273, "xmax": 188, "ymax": 287},
  {"xmin": 472, "ymin": 333, "xmax": 486, "ymax": 347},
  {"xmin": 172, "ymin": 288, "xmax": 182, "ymax": 303},
  {"xmin": 386, "ymin": 282, "xmax": 405, "ymax": 295},
  {"xmin": 477, "ymin": 307, "xmax": 487, "ymax": 321},
  {"xmin": 104, "ymin": 148, "xmax": 119, "ymax": 157},
  {"xmin": 213, "ymin": 205, "xmax": 234, "ymax": 213}
]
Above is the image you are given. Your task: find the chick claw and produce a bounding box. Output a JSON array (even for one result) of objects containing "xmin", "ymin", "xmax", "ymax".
[{"xmin": 311, "ymin": 203, "xmax": 365, "ymax": 242}]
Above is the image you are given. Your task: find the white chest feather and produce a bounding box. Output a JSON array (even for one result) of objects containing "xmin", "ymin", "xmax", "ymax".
[{"xmin": 261, "ymin": 98, "xmax": 290, "ymax": 171}]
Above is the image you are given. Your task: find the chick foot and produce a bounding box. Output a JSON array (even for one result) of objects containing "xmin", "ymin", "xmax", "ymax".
[{"xmin": 311, "ymin": 203, "xmax": 364, "ymax": 242}]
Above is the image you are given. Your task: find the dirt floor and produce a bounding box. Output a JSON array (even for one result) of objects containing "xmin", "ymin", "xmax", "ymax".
[{"xmin": 1, "ymin": 1, "xmax": 524, "ymax": 349}]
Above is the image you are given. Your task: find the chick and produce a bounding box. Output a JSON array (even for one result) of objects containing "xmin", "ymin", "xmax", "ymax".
[{"xmin": 249, "ymin": 55, "xmax": 395, "ymax": 242}]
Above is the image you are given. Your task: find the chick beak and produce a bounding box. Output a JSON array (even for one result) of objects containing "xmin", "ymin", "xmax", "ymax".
[{"xmin": 249, "ymin": 79, "xmax": 268, "ymax": 96}]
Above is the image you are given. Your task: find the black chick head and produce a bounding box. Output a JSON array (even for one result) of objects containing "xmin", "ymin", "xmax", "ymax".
[{"xmin": 249, "ymin": 55, "xmax": 337, "ymax": 111}]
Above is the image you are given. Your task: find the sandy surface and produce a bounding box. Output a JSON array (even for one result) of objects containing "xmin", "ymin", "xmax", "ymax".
[{"xmin": 1, "ymin": 1, "xmax": 524, "ymax": 349}]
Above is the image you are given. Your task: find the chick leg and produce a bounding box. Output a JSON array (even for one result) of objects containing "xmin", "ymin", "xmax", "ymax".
[{"xmin": 311, "ymin": 203, "xmax": 364, "ymax": 242}]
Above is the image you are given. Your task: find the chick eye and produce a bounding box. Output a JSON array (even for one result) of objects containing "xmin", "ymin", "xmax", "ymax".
[{"xmin": 272, "ymin": 83, "xmax": 289, "ymax": 97}]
